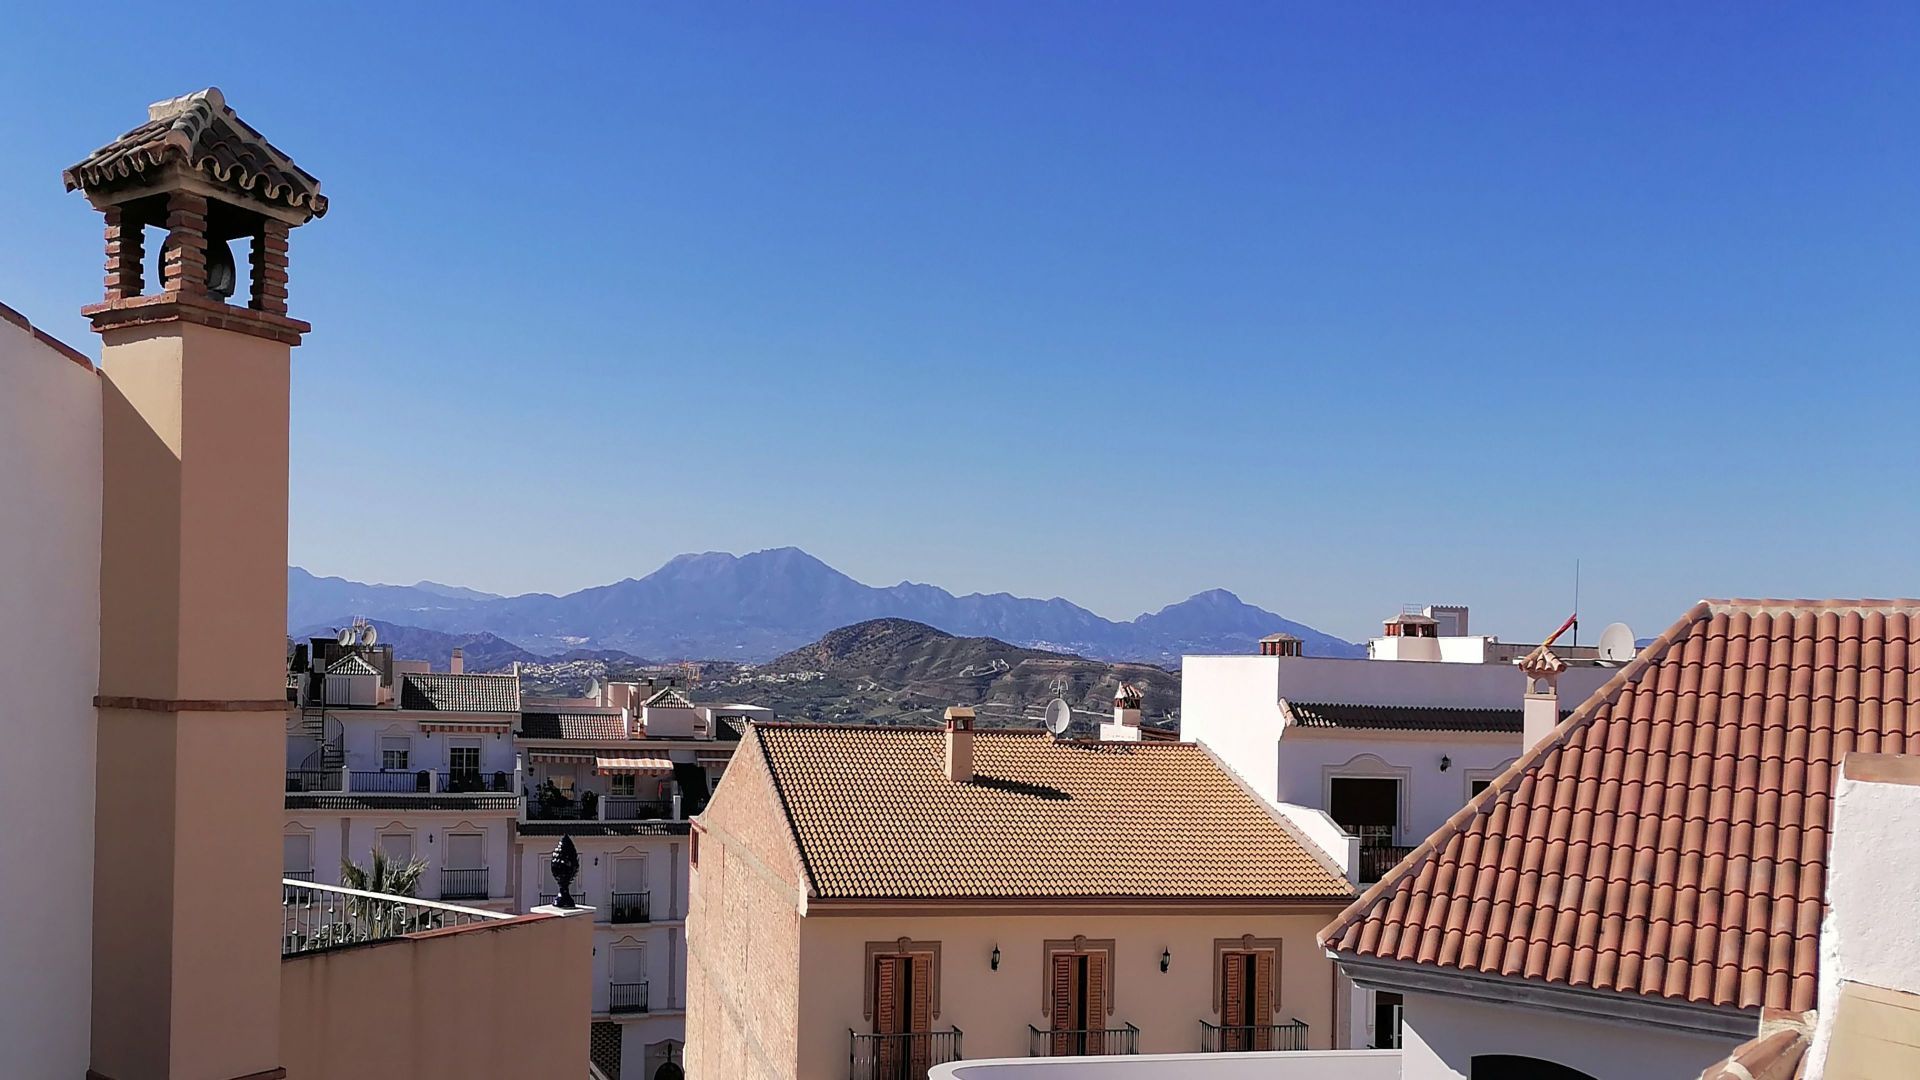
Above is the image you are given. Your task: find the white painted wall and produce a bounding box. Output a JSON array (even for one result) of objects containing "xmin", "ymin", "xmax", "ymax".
[
  {"xmin": 933, "ymin": 1049, "xmax": 1401, "ymax": 1080},
  {"xmin": 517, "ymin": 833, "xmax": 690, "ymax": 1020},
  {"xmin": 1181, "ymin": 656, "xmax": 1286, "ymax": 802},
  {"xmin": 1805, "ymin": 758, "xmax": 1920, "ymax": 1079},
  {"xmin": 1274, "ymin": 733, "xmax": 1520, "ymax": 846},
  {"xmin": 1397, "ymin": 990, "xmax": 1736, "ymax": 1080},
  {"xmin": 0, "ymin": 313, "xmax": 100, "ymax": 1080}
]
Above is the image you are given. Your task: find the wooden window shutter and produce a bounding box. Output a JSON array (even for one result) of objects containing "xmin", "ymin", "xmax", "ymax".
[
  {"xmin": 874, "ymin": 956, "xmax": 901, "ymax": 1035},
  {"xmin": 1084, "ymin": 951, "xmax": 1108, "ymax": 1026},
  {"xmin": 1049, "ymin": 954, "xmax": 1075, "ymax": 1030},
  {"xmin": 1222, "ymin": 954, "xmax": 1248, "ymax": 1050},
  {"xmin": 1253, "ymin": 951, "xmax": 1277, "ymax": 1050},
  {"xmin": 910, "ymin": 954, "xmax": 933, "ymax": 1030}
]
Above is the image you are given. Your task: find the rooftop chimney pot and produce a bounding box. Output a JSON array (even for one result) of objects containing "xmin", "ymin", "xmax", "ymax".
[{"xmin": 450, "ymin": 647, "xmax": 464, "ymax": 675}]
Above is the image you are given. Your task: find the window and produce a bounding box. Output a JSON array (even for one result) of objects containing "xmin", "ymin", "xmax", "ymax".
[
  {"xmin": 1372, "ymin": 991, "xmax": 1403, "ymax": 1049},
  {"xmin": 1048, "ymin": 952, "xmax": 1109, "ymax": 1055},
  {"xmin": 380, "ymin": 832, "xmax": 414, "ymax": 864},
  {"xmin": 1470, "ymin": 779, "xmax": 1492, "ymax": 797},
  {"xmin": 1218, "ymin": 951, "xmax": 1277, "ymax": 1049},
  {"xmin": 873, "ymin": 951, "xmax": 934, "ymax": 1073},
  {"xmin": 612, "ymin": 856, "xmax": 648, "ymax": 921},
  {"xmin": 611, "ymin": 945, "xmax": 647, "ymax": 1013},
  {"xmin": 610, "ymin": 774, "xmax": 637, "ymax": 797},
  {"xmin": 448, "ymin": 739, "xmax": 482, "ymax": 790},
  {"xmin": 283, "ymin": 833, "xmax": 313, "ymax": 877},
  {"xmin": 446, "ymin": 832, "xmax": 484, "ymax": 871},
  {"xmin": 381, "ymin": 736, "xmax": 410, "ymax": 771}
]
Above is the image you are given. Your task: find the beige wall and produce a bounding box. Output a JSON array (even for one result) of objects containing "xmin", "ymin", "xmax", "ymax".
[
  {"xmin": 797, "ymin": 909, "xmax": 1342, "ymax": 1078},
  {"xmin": 686, "ymin": 733, "xmax": 808, "ymax": 1080},
  {"xmin": 280, "ymin": 913, "xmax": 591, "ymax": 1080}
]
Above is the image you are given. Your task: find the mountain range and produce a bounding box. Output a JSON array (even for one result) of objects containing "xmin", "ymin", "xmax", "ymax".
[{"xmin": 289, "ymin": 547, "xmax": 1361, "ymax": 665}]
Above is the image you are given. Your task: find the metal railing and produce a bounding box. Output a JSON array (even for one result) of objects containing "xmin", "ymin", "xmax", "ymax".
[
  {"xmin": 1027, "ymin": 1023, "xmax": 1139, "ymax": 1057},
  {"xmin": 1358, "ymin": 844, "xmax": 1415, "ymax": 883},
  {"xmin": 440, "ymin": 868, "xmax": 490, "ymax": 901},
  {"xmin": 603, "ymin": 796, "xmax": 674, "ymax": 821},
  {"xmin": 439, "ymin": 770, "xmax": 513, "ymax": 794},
  {"xmin": 285, "ymin": 769, "xmax": 343, "ymax": 792},
  {"xmin": 350, "ymin": 770, "xmax": 433, "ymax": 793},
  {"xmin": 849, "ymin": 1029, "xmax": 964, "ymax": 1080},
  {"xmin": 1199, "ymin": 1019, "xmax": 1310, "ymax": 1052},
  {"xmin": 609, "ymin": 981, "xmax": 649, "ymax": 1014},
  {"xmin": 282, "ymin": 879, "xmax": 511, "ymax": 957},
  {"xmin": 610, "ymin": 890, "xmax": 650, "ymax": 923}
]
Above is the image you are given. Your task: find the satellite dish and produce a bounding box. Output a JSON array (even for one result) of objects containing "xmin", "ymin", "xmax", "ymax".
[
  {"xmin": 359, "ymin": 623, "xmax": 378, "ymax": 646},
  {"xmin": 1044, "ymin": 698, "xmax": 1073, "ymax": 739},
  {"xmin": 336, "ymin": 627, "xmax": 355, "ymax": 647},
  {"xmin": 1597, "ymin": 622, "xmax": 1636, "ymax": 663}
]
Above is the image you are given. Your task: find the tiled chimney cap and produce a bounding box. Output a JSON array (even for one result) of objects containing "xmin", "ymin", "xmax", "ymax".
[
  {"xmin": 1113, "ymin": 683, "xmax": 1143, "ymax": 708},
  {"xmin": 64, "ymin": 87, "xmax": 327, "ymax": 220},
  {"xmin": 943, "ymin": 706, "xmax": 975, "ymax": 729}
]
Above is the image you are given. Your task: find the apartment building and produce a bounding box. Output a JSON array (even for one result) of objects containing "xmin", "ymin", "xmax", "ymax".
[
  {"xmin": 1322, "ymin": 598, "xmax": 1920, "ymax": 1080},
  {"xmin": 686, "ymin": 708, "xmax": 1357, "ymax": 1080},
  {"xmin": 0, "ymin": 87, "xmax": 590, "ymax": 1080},
  {"xmin": 518, "ymin": 679, "xmax": 740, "ymax": 1080},
  {"xmin": 285, "ymin": 633, "xmax": 523, "ymax": 907},
  {"xmin": 1184, "ymin": 605, "xmax": 1624, "ymax": 1048}
]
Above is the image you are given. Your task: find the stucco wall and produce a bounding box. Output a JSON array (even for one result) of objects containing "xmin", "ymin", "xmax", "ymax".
[
  {"xmin": 0, "ymin": 310, "xmax": 100, "ymax": 1080},
  {"xmin": 1398, "ymin": 990, "xmax": 1737, "ymax": 1080},
  {"xmin": 797, "ymin": 910, "xmax": 1344, "ymax": 1078},
  {"xmin": 280, "ymin": 912, "xmax": 591, "ymax": 1080},
  {"xmin": 1181, "ymin": 656, "xmax": 1287, "ymax": 802}
]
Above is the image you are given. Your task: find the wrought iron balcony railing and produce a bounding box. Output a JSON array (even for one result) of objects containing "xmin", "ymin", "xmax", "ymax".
[
  {"xmin": 281, "ymin": 879, "xmax": 511, "ymax": 957},
  {"xmin": 603, "ymin": 796, "xmax": 674, "ymax": 821},
  {"xmin": 285, "ymin": 769, "xmax": 343, "ymax": 792},
  {"xmin": 849, "ymin": 1028, "xmax": 964, "ymax": 1080},
  {"xmin": 1199, "ymin": 1018, "xmax": 1310, "ymax": 1052},
  {"xmin": 1027, "ymin": 1023, "xmax": 1139, "ymax": 1057},
  {"xmin": 1358, "ymin": 844, "xmax": 1416, "ymax": 883},
  {"xmin": 440, "ymin": 868, "xmax": 490, "ymax": 901},
  {"xmin": 610, "ymin": 890, "xmax": 650, "ymax": 923},
  {"xmin": 438, "ymin": 770, "xmax": 513, "ymax": 794},
  {"xmin": 609, "ymin": 981, "xmax": 649, "ymax": 1014}
]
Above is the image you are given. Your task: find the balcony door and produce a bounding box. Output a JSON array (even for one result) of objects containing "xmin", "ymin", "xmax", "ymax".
[
  {"xmin": 448, "ymin": 738, "xmax": 482, "ymax": 791},
  {"xmin": 873, "ymin": 952, "xmax": 932, "ymax": 1079},
  {"xmin": 1331, "ymin": 776, "xmax": 1400, "ymax": 880},
  {"xmin": 612, "ymin": 856, "xmax": 648, "ymax": 921},
  {"xmin": 1048, "ymin": 951, "xmax": 1108, "ymax": 1056},
  {"xmin": 1219, "ymin": 950, "xmax": 1275, "ymax": 1050}
]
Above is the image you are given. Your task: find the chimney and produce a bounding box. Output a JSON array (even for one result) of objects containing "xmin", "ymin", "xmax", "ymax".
[
  {"xmin": 1259, "ymin": 633, "xmax": 1303, "ymax": 658},
  {"xmin": 1517, "ymin": 648, "xmax": 1567, "ymax": 750},
  {"xmin": 944, "ymin": 706, "xmax": 975, "ymax": 783},
  {"xmin": 1101, "ymin": 684, "xmax": 1145, "ymax": 743},
  {"xmin": 450, "ymin": 646, "xmax": 464, "ymax": 674},
  {"xmin": 72, "ymin": 88, "xmax": 327, "ymax": 1080}
]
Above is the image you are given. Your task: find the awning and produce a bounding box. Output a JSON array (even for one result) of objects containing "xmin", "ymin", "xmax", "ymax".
[
  {"xmin": 528, "ymin": 750, "xmax": 597, "ymax": 764},
  {"xmin": 696, "ymin": 752, "xmax": 733, "ymax": 766},
  {"xmin": 420, "ymin": 721, "xmax": 512, "ymax": 734},
  {"xmin": 595, "ymin": 753, "xmax": 674, "ymax": 776}
]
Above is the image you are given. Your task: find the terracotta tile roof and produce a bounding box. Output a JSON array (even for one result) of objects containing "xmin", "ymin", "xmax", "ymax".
[
  {"xmin": 1322, "ymin": 599, "xmax": 1920, "ymax": 1015},
  {"xmin": 751, "ymin": 724, "xmax": 1353, "ymax": 902},
  {"xmin": 323, "ymin": 652, "xmax": 379, "ymax": 677},
  {"xmin": 1699, "ymin": 1011, "xmax": 1811, "ymax": 1080},
  {"xmin": 643, "ymin": 687, "xmax": 695, "ymax": 709},
  {"xmin": 519, "ymin": 712, "xmax": 625, "ymax": 740},
  {"xmin": 1285, "ymin": 700, "xmax": 1543, "ymax": 733},
  {"xmin": 399, "ymin": 672, "xmax": 520, "ymax": 713},
  {"xmin": 64, "ymin": 88, "xmax": 327, "ymax": 219}
]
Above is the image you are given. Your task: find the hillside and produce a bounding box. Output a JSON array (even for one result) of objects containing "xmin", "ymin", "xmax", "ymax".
[
  {"xmin": 289, "ymin": 548, "xmax": 1360, "ymax": 664},
  {"xmin": 697, "ymin": 618, "xmax": 1181, "ymax": 736}
]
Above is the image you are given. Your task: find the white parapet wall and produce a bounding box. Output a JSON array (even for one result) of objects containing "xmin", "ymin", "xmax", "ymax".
[{"xmin": 934, "ymin": 1050, "xmax": 1402, "ymax": 1080}]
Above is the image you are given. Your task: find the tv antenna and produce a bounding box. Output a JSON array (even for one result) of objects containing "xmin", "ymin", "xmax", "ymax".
[{"xmin": 1043, "ymin": 698, "xmax": 1073, "ymax": 739}]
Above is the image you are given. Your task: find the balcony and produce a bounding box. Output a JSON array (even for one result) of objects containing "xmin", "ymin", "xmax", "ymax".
[
  {"xmin": 1357, "ymin": 845, "xmax": 1414, "ymax": 884},
  {"xmin": 440, "ymin": 868, "xmax": 490, "ymax": 901},
  {"xmin": 610, "ymin": 890, "xmax": 650, "ymax": 923},
  {"xmin": 1198, "ymin": 1019, "xmax": 1309, "ymax": 1052},
  {"xmin": 609, "ymin": 980, "xmax": 649, "ymax": 1014},
  {"xmin": 285, "ymin": 769, "xmax": 519, "ymax": 811},
  {"xmin": 1027, "ymin": 1024, "xmax": 1139, "ymax": 1057},
  {"xmin": 282, "ymin": 879, "xmax": 513, "ymax": 957},
  {"xmin": 929, "ymin": 1050, "xmax": 1401, "ymax": 1080},
  {"xmin": 850, "ymin": 1029, "xmax": 965, "ymax": 1080}
]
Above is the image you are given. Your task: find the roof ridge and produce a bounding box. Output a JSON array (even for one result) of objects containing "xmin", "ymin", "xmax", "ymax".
[
  {"xmin": 1317, "ymin": 599, "xmax": 1714, "ymax": 952},
  {"xmin": 1706, "ymin": 596, "xmax": 1920, "ymax": 613}
]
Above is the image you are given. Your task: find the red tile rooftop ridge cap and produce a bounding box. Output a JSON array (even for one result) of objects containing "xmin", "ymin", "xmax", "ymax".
[
  {"xmin": 1841, "ymin": 752, "xmax": 1920, "ymax": 787},
  {"xmin": 0, "ymin": 300, "xmax": 93, "ymax": 370},
  {"xmin": 1707, "ymin": 596, "xmax": 1920, "ymax": 613}
]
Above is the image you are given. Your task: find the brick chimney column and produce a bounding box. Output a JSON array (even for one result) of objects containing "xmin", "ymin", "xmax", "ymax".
[
  {"xmin": 160, "ymin": 190, "xmax": 210, "ymax": 298},
  {"xmin": 944, "ymin": 706, "xmax": 975, "ymax": 783}
]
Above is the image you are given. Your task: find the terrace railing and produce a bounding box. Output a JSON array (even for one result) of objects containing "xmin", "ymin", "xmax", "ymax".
[
  {"xmin": 1199, "ymin": 1018, "xmax": 1310, "ymax": 1052},
  {"xmin": 610, "ymin": 890, "xmax": 651, "ymax": 923},
  {"xmin": 1027, "ymin": 1023, "xmax": 1139, "ymax": 1057},
  {"xmin": 440, "ymin": 868, "xmax": 490, "ymax": 901},
  {"xmin": 282, "ymin": 879, "xmax": 511, "ymax": 957},
  {"xmin": 849, "ymin": 1029, "xmax": 964, "ymax": 1080},
  {"xmin": 609, "ymin": 981, "xmax": 649, "ymax": 1014}
]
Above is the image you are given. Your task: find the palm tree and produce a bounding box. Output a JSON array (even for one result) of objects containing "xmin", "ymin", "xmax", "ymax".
[{"xmin": 321, "ymin": 847, "xmax": 430, "ymax": 948}]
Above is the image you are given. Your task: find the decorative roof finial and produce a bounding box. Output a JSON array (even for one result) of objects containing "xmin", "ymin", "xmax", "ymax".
[{"xmin": 549, "ymin": 835, "xmax": 581, "ymax": 909}]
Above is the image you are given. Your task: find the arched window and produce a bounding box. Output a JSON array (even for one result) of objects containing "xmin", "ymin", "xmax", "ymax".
[{"xmin": 1471, "ymin": 1055, "xmax": 1599, "ymax": 1080}]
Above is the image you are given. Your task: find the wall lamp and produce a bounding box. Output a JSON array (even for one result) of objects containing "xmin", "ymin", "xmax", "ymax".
[
  {"xmin": 1160, "ymin": 948, "xmax": 1171, "ymax": 973},
  {"xmin": 1439, "ymin": 755, "xmax": 1452, "ymax": 772},
  {"xmin": 991, "ymin": 946, "xmax": 1001, "ymax": 971}
]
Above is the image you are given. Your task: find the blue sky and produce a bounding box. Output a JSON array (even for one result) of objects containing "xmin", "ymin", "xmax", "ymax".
[{"xmin": 3, "ymin": 3, "xmax": 1917, "ymax": 643}]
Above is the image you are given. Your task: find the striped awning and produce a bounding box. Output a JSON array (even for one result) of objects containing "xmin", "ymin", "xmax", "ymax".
[
  {"xmin": 595, "ymin": 753, "xmax": 674, "ymax": 776},
  {"xmin": 528, "ymin": 749, "xmax": 597, "ymax": 764},
  {"xmin": 419, "ymin": 720, "xmax": 512, "ymax": 734}
]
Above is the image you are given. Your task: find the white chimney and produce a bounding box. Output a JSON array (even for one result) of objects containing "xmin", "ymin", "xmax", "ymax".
[
  {"xmin": 1101, "ymin": 684, "xmax": 1144, "ymax": 742},
  {"xmin": 1517, "ymin": 648, "xmax": 1567, "ymax": 750},
  {"xmin": 450, "ymin": 647, "xmax": 464, "ymax": 674},
  {"xmin": 944, "ymin": 706, "xmax": 975, "ymax": 783}
]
